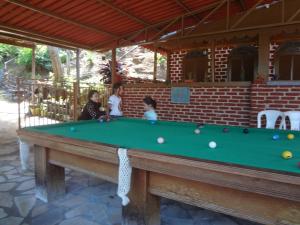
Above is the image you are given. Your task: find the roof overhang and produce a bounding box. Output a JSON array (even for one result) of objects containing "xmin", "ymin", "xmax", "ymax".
[{"xmin": 0, "ymin": 0, "xmax": 299, "ymax": 52}]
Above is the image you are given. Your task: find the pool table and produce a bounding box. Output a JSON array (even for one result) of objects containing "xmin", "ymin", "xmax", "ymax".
[{"xmin": 18, "ymin": 118, "xmax": 300, "ymax": 225}]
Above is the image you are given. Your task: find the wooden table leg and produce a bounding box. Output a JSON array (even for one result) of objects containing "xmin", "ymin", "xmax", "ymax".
[
  {"xmin": 34, "ymin": 146, "xmax": 65, "ymax": 202},
  {"xmin": 122, "ymin": 169, "xmax": 160, "ymax": 225}
]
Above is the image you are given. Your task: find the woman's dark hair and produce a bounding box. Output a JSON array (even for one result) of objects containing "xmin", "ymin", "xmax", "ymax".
[
  {"xmin": 88, "ymin": 90, "xmax": 99, "ymax": 100},
  {"xmin": 112, "ymin": 82, "xmax": 122, "ymax": 94},
  {"xmin": 143, "ymin": 96, "xmax": 157, "ymax": 109}
]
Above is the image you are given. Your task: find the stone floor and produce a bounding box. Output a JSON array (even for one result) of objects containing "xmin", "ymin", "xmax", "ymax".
[
  {"xmin": 0, "ymin": 88, "xmax": 262, "ymax": 225},
  {"xmin": 0, "ymin": 145, "xmax": 262, "ymax": 225}
]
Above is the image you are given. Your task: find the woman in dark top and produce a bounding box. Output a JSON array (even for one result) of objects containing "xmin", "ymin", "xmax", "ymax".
[{"xmin": 78, "ymin": 90, "xmax": 106, "ymax": 120}]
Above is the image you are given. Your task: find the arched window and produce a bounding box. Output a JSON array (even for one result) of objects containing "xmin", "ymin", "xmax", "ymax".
[
  {"xmin": 228, "ymin": 46, "xmax": 258, "ymax": 81},
  {"xmin": 183, "ymin": 50, "xmax": 208, "ymax": 82},
  {"xmin": 274, "ymin": 42, "xmax": 300, "ymax": 80}
]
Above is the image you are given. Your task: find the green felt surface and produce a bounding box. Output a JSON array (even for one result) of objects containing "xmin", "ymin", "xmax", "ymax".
[{"xmin": 26, "ymin": 118, "xmax": 300, "ymax": 175}]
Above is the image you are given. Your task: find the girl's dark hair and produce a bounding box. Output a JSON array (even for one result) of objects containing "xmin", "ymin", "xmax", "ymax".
[
  {"xmin": 88, "ymin": 90, "xmax": 99, "ymax": 100},
  {"xmin": 143, "ymin": 96, "xmax": 157, "ymax": 109},
  {"xmin": 112, "ymin": 82, "xmax": 122, "ymax": 94}
]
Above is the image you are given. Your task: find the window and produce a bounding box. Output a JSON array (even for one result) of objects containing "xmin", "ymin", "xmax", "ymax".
[
  {"xmin": 228, "ymin": 46, "xmax": 258, "ymax": 81},
  {"xmin": 274, "ymin": 42, "xmax": 300, "ymax": 80},
  {"xmin": 183, "ymin": 50, "xmax": 208, "ymax": 82}
]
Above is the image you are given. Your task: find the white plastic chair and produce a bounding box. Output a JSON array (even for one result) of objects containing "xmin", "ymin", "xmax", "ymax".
[
  {"xmin": 257, "ymin": 110, "xmax": 285, "ymax": 129},
  {"xmin": 281, "ymin": 111, "xmax": 300, "ymax": 131}
]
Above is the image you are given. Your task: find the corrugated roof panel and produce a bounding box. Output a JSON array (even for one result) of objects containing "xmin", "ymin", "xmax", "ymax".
[
  {"xmin": 0, "ymin": 3, "xmax": 20, "ymax": 22},
  {"xmin": 0, "ymin": 0, "xmax": 286, "ymax": 50}
]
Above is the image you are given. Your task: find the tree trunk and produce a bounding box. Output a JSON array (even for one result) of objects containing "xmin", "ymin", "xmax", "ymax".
[
  {"xmin": 48, "ymin": 46, "xmax": 63, "ymax": 83},
  {"xmin": 66, "ymin": 50, "xmax": 71, "ymax": 75}
]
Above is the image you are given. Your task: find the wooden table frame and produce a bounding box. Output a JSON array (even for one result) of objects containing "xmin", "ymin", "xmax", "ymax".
[{"xmin": 18, "ymin": 129, "xmax": 300, "ymax": 225}]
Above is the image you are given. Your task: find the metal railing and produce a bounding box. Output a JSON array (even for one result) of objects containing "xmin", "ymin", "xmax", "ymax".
[{"xmin": 16, "ymin": 78, "xmax": 110, "ymax": 129}]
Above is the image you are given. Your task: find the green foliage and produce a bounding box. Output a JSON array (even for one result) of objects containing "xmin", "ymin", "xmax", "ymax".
[
  {"xmin": 0, "ymin": 44, "xmax": 18, "ymax": 65},
  {"xmin": 16, "ymin": 45, "xmax": 52, "ymax": 71},
  {"xmin": 36, "ymin": 46, "xmax": 52, "ymax": 71},
  {"xmin": 17, "ymin": 48, "xmax": 32, "ymax": 66},
  {"xmin": 86, "ymin": 51, "xmax": 94, "ymax": 67},
  {"xmin": 157, "ymin": 54, "xmax": 166, "ymax": 66},
  {"xmin": 60, "ymin": 54, "xmax": 67, "ymax": 64}
]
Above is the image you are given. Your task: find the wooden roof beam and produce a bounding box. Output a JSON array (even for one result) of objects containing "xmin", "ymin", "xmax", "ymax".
[
  {"xmin": 95, "ymin": 0, "xmax": 151, "ymax": 26},
  {"xmin": 174, "ymin": 0, "xmax": 201, "ymax": 21},
  {"xmin": 0, "ymin": 25, "xmax": 90, "ymax": 49},
  {"xmin": 5, "ymin": 0, "xmax": 119, "ymax": 38},
  {"xmin": 186, "ymin": 0, "xmax": 227, "ymax": 35},
  {"xmin": 93, "ymin": 1, "xmax": 229, "ymax": 50},
  {"xmin": 287, "ymin": 7, "xmax": 300, "ymax": 22},
  {"xmin": 150, "ymin": 18, "xmax": 180, "ymax": 41},
  {"xmin": 237, "ymin": 0, "xmax": 246, "ymax": 11},
  {"xmin": 0, "ymin": 31, "xmax": 77, "ymax": 50},
  {"xmin": 0, "ymin": 35, "xmax": 35, "ymax": 48},
  {"xmin": 231, "ymin": 0, "xmax": 264, "ymax": 29}
]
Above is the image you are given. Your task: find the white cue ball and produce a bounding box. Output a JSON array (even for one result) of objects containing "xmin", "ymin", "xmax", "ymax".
[
  {"xmin": 208, "ymin": 141, "xmax": 217, "ymax": 149},
  {"xmin": 194, "ymin": 129, "xmax": 201, "ymax": 134},
  {"xmin": 157, "ymin": 137, "xmax": 164, "ymax": 144}
]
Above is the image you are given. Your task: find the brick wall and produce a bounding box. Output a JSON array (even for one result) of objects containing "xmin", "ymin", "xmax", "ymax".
[
  {"xmin": 169, "ymin": 43, "xmax": 280, "ymax": 82},
  {"xmin": 122, "ymin": 42, "xmax": 299, "ymax": 127},
  {"xmin": 214, "ymin": 47, "xmax": 232, "ymax": 82},
  {"xmin": 123, "ymin": 83, "xmax": 300, "ymax": 127},
  {"xmin": 123, "ymin": 85, "xmax": 251, "ymax": 126},
  {"xmin": 250, "ymin": 84, "xmax": 300, "ymax": 127},
  {"xmin": 269, "ymin": 42, "xmax": 280, "ymax": 77},
  {"xmin": 170, "ymin": 50, "xmax": 187, "ymax": 83}
]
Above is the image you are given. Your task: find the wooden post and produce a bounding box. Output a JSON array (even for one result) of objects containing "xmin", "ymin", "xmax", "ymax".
[
  {"xmin": 32, "ymin": 45, "xmax": 36, "ymax": 79},
  {"xmin": 153, "ymin": 50, "xmax": 157, "ymax": 82},
  {"xmin": 35, "ymin": 146, "xmax": 65, "ymax": 202},
  {"xmin": 31, "ymin": 45, "xmax": 36, "ymax": 104},
  {"xmin": 76, "ymin": 49, "xmax": 80, "ymax": 85},
  {"xmin": 75, "ymin": 49, "xmax": 81, "ymax": 111},
  {"xmin": 211, "ymin": 41, "xmax": 215, "ymax": 82},
  {"xmin": 17, "ymin": 77, "xmax": 21, "ymax": 129},
  {"xmin": 122, "ymin": 169, "xmax": 160, "ymax": 225},
  {"xmin": 73, "ymin": 82, "xmax": 79, "ymax": 121},
  {"xmin": 258, "ymin": 32, "xmax": 270, "ymax": 80},
  {"xmin": 111, "ymin": 48, "xmax": 116, "ymax": 85},
  {"xmin": 166, "ymin": 52, "xmax": 171, "ymax": 83}
]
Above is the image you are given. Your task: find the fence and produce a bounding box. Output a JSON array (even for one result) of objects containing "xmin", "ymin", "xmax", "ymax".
[{"xmin": 16, "ymin": 78, "xmax": 110, "ymax": 129}]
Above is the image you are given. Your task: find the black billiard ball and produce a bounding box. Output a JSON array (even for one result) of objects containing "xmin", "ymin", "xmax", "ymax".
[
  {"xmin": 223, "ymin": 128, "xmax": 229, "ymax": 133},
  {"xmin": 243, "ymin": 128, "xmax": 249, "ymax": 134}
]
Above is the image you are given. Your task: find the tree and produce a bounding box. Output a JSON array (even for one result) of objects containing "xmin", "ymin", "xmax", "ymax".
[
  {"xmin": 47, "ymin": 46, "xmax": 63, "ymax": 83},
  {"xmin": 0, "ymin": 44, "xmax": 18, "ymax": 67}
]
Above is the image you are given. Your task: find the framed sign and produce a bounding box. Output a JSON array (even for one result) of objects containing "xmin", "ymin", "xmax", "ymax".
[{"xmin": 171, "ymin": 87, "xmax": 190, "ymax": 104}]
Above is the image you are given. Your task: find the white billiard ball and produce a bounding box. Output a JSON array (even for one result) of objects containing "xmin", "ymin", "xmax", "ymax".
[
  {"xmin": 194, "ymin": 129, "xmax": 201, "ymax": 134},
  {"xmin": 157, "ymin": 137, "xmax": 164, "ymax": 144},
  {"xmin": 208, "ymin": 141, "xmax": 217, "ymax": 149}
]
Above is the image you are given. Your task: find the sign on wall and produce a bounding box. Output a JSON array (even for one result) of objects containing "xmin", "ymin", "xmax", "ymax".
[{"xmin": 171, "ymin": 87, "xmax": 190, "ymax": 104}]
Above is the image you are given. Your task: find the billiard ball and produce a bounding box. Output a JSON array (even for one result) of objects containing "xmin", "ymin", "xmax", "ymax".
[
  {"xmin": 272, "ymin": 134, "xmax": 280, "ymax": 140},
  {"xmin": 197, "ymin": 123, "xmax": 204, "ymax": 128},
  {"xmin": 243, "ymin": 128, "xmax": 249, "ymax": 134},
  {"xmin": 157, "ymin": 137, "xmax": 164, "ymax": 144},
  {"xmin": 287, "ymin": 133, "xmax": 295, "ymax": 140},
  {"xmin": 281, "ymin": 150, "xmax": 293, "ymax": 159},
  {"xmin": 194, "ymin": 128, "xmax": 201, "ymax": 134},
  {"xmin": 99, "ymin": 118, "xmax": 104, "ymax": 123},
  {"xmin": 223, "ymin": 128, "xmax": 229, "ymax": 133},
  {"xmin": 208, "ymin": 141, "xmax": 217, "ymax": 149},
  {"xmin": 70, "ymin": 127, "xmax": 76, "ymax": 132}
]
